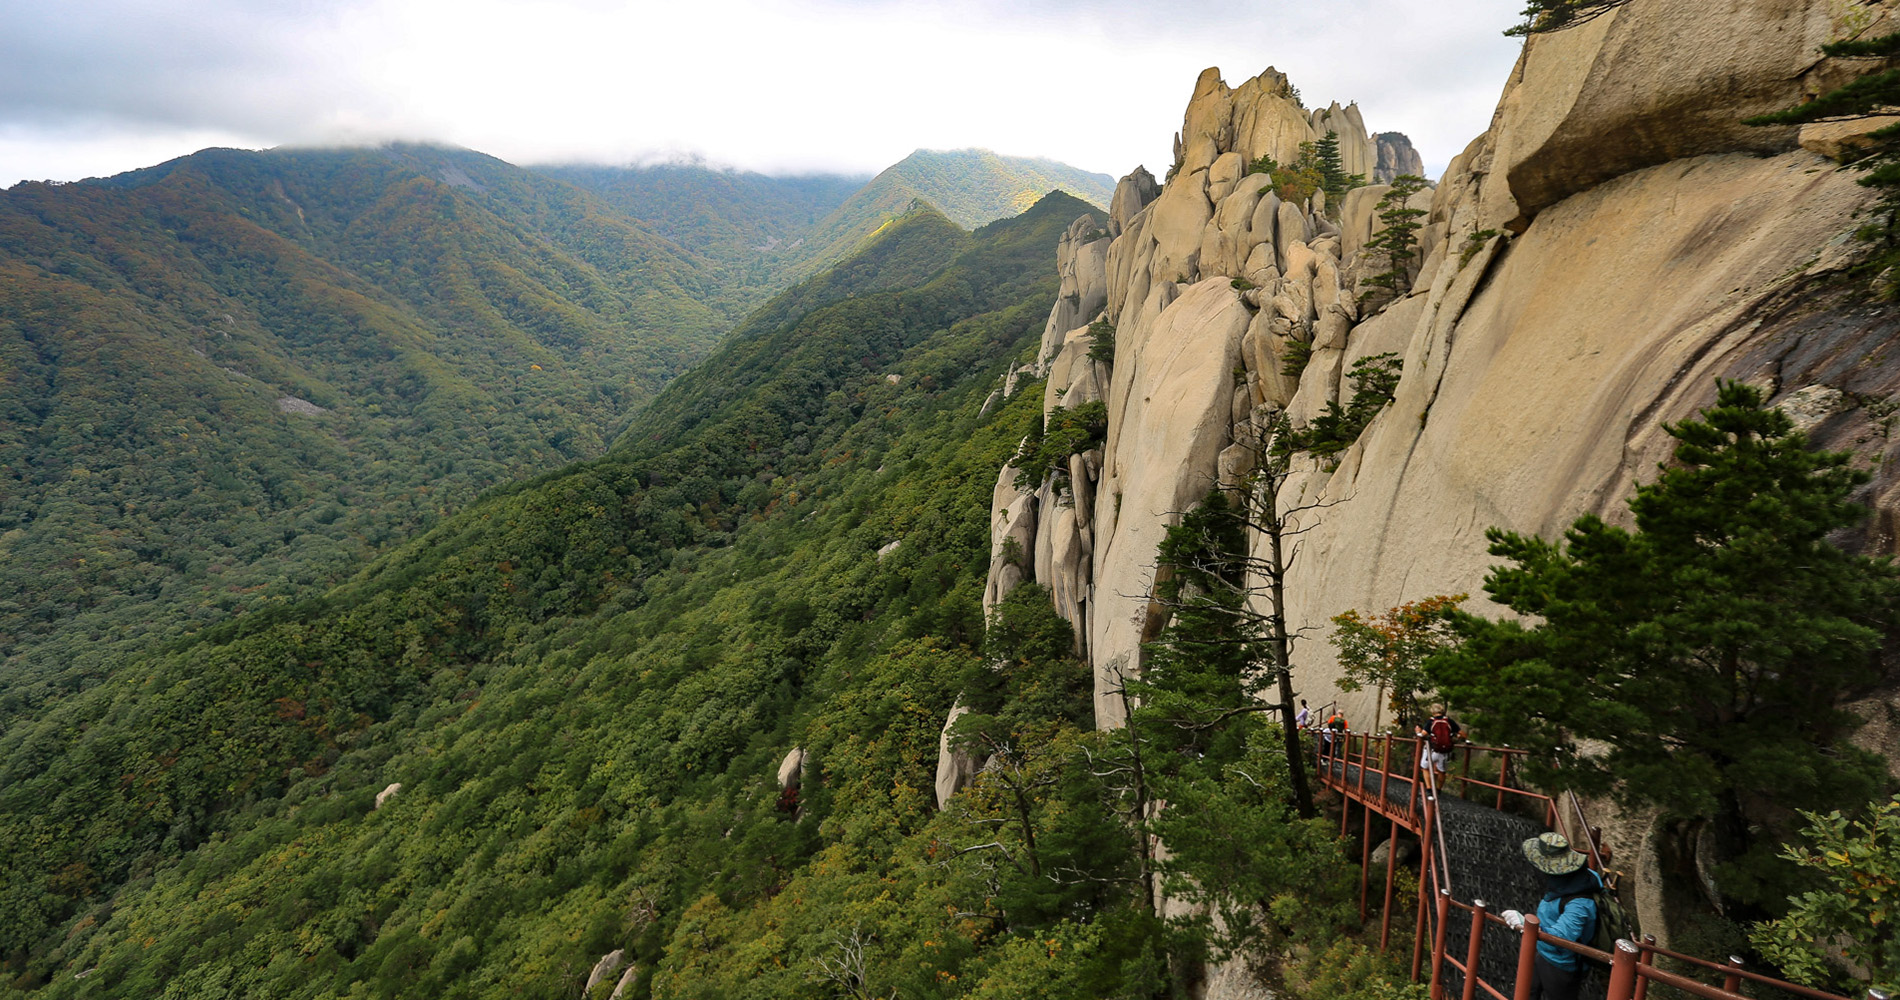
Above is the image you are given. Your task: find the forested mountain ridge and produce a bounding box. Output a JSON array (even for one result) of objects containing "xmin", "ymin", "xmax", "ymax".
[
  {"xmin": 0, "ymin": 144, "xmax": 1121, "ymax": 720},
  {"xmin": 531, "ymin": 162, "xmax": 866, "ymax": 301},
  {"xmin": 613, "ymin": 202, "xmax": 973, "ymax": 456},
  {"xmin": 0, "ymin": 144, "xmax": 738, "ymax": 715},
  {"xmin": 16, "ymin": 2, "xmax": 1900, "ymax": 991},
  {"xmin": 795, "ymin": 148, "xmax": 1116, "ymax": 276},
  {"xmin": 546, "ymin": 150, "xmax": 1116, "ymax": 295},
  {"xmin": 844, "ymin": 148, "xmax": 1115, "ymax": 231},
  {"xmin": 0, "ymin": 192, "xmax": 1091, "ymax": 997}
]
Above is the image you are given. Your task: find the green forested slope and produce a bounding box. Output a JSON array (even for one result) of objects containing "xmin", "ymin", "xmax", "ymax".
[
  {"xmin": 545, "ymin": 150, "xmax": 1116, "ymax": 292},
  {"xmin": 795, "ymin": 149, "xmax": 1116, "ymax": 275},
  {"xmin": 614, "ymin": 202, "xmax": 972, "ymax": 456},
  {"xmin": 0, "ymin": 146, "xmax": 732, "ymax": 710},
  {"xmin": 532, "ymin": 162, "xmax": 866, "ymax": 299},
  {"xmin": 0, "ymin": 193, "xmax": 1132, "ymax": 998}
]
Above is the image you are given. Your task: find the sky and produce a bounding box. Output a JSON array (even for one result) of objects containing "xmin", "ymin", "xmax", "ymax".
[{"xmin": 0, "ymin": 0, "xmax": 1527, "ymax": 189}]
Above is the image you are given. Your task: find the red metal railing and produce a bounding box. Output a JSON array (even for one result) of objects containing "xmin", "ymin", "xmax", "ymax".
[
  {"xmin": 1317, "ymin": 729, "xmax": 1571, "ymax": 834},
  {"xmin": 1311, "ymin": 728, "xmax": 1868, "ymax": 1000},
  {"xmin": 1436, "ymin": 894, "xmax": 1864, "ymax": 1000},
  {"xmin": 1313, "ymin": 729, "xmax": 1598, "ymax": 964}
]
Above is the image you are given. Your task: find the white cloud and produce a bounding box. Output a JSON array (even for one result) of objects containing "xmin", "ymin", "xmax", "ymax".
[{"xmin": 0, "ymin": 0, "xmax": 1525, "ymax": 188}]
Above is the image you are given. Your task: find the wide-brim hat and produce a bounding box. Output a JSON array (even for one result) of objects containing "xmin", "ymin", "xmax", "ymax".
[{"xmin": 1523, "ymin": 832, "xmax": 1586, "ymax": 875}]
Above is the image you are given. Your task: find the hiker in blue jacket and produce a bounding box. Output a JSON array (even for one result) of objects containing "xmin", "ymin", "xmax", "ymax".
[{"xmin": 1500, "ymin": 832, "xmax": 1602, "ymax": 1000}]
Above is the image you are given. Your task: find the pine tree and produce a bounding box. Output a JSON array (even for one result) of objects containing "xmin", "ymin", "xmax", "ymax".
[
  {"xmin": 1360, "ymin": 176, "xmax": 1429, "ymax": 308},
  {"xmin": 1127, "ymin": 487, "xmax": 1355, "ymax": 962},
  {"xmin": 1747, "ymin": 32, "xmax": 1900, "ymax": 271},
  {"xmin": 1274, "ymin": 352, "xmax": 1403, "ymax": 461},
  {"xmin": 1503, "ymin": 0, "xmax": 1633, "ymax": 37},
  {"xmin": 1131, "ymin": 492, "xmax": 1268, "ymax": 769},
  {"xmin": 1430, "ymin": 381, "xmax": 1900, "ymax": 909},
  {"xmin": 1314, "ymin": 130, "xmax": 1364, "ymax": 207},
  {"xmin": 1125, "ymin": 414, "xmax": 1327, "ymax": 819}
]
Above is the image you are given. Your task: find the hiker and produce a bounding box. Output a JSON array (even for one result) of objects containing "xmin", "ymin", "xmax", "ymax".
[
  {"xmin": 1413, "ymin": 703, "xmax": 1461, "ymax": 786},
  {"xmin": 1295, "ymin": 699, "xmax": 1311, "ymax": 730},
  {"xmin": 1500, "ymin": 833, "xmax": 1603, "ymax": 1000},
  {"xmin": 1318, "ymin": 710, "xmax": 1347, "ymax": 761}
]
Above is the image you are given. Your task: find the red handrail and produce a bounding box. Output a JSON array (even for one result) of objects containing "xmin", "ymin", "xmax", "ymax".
[
  {"xmin": 1315, "ymin": 736, "xmax": 1864, "ymax": 1000},
  {"xmin": 1311, "ymin": 729, "xmax": 1565, "ymax": 833},
  {"xmin": 1430, "ymin": 883, "xmax": 1863, "ymax": 1000}
]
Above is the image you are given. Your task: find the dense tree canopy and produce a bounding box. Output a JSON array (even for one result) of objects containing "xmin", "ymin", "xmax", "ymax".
[
  {"xmin": 1430, "ymin": 382, "xmax": 1900, "ymax": 907},
  {"xmin": 0, "ymin": 195, "xmax": 1095, "ymax": 996},
  {"xmin": 0, "ymin": 145, "xmax": 750, "ymax": 718}
]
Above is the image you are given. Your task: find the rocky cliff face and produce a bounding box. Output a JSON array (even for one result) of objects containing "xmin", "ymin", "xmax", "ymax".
[
  {"xmin": 1373, "ymin": 132, "xmax": 1425, "ymax": 182},
  {"xmin": 1001, "ymin": 64, "xmax": 1390, "ymax": 725},
  {"xmin": 981, "ymin": 0, "xmax": 1900, "ymax": 744}
]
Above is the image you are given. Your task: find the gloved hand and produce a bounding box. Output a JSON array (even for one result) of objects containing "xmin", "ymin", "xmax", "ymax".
[{"xmin": 1501, "ymin": 909, "xmax": 1524, "ymax": 931}]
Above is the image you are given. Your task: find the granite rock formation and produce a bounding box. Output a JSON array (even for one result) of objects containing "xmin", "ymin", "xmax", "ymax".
[{"xmin": 980, "ymin": 0, "xmax": 1900, "ymax": 745}]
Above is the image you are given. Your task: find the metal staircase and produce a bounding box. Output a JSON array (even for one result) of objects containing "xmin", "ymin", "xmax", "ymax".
[{"xmin": 1314, "ymin": 732, "xmax": 1859, "ymax": 1000}]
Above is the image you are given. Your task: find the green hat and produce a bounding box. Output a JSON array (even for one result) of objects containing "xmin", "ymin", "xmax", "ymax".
[{"xmin": 1522, "ymin": 832, "xmax": 1585, "ymax": 875}]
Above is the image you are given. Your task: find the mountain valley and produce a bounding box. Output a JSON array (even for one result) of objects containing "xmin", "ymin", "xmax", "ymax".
[{"xmin": 7, "ymin": 1, "xmax": 1900, "ymax": 998}]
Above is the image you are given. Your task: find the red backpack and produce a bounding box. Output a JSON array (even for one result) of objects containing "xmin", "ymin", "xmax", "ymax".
[{"xmin": 1428, "ymin": 716, "xmax": 1456, "ymax": 752}]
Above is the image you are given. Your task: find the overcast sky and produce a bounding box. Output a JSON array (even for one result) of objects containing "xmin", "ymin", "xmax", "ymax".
[{"xmin": 0, "ymin": 0, "xmax": 1526, "ymax": 189}]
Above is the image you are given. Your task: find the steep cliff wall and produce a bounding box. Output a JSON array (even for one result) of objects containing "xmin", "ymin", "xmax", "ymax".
[{"xmin": 983, "ymin": 0, "xmax": 1900, "ymax": 738}]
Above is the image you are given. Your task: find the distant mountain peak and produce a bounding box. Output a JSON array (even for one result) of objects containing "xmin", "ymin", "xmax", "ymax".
[{"xmin": 786, "ymin": 148, "xmax": 1113, "ymax": 280}]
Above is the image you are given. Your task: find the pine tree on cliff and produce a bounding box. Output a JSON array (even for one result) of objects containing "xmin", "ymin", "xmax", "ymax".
[
  {"xmin": 1504, "ymin": 0, "xmax": 1634, "ymax": 36},
  {"xmin": 1126, "ymin": 504, "xmax": 1357, "ymax": 959},
  {"xmin": 1128, "ymin": 414, "xmax": 1328, "ymax": 820},
  {"xmin": 1746, "ymin": 32, "xmax": 1900, "ymax": 265},
  {"xmin": 1315, "ymin": 130, "xmax": 1363, "ymax": 206},
  {"xmin": 1429, "ymin": 381, "xmax": 1900, "ymax": 912},
  {"xmin": 1361, "ymin": 174, "xmax": 1429, "ymax": 306}
]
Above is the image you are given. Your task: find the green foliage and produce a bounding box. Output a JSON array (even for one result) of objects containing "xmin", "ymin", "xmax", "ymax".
[
  {"xmin": 939, "ymin": 723, "xmax": 1137, "ymax": 932},
  {"xmin": 1430, "ymin": 381, "xmax": 1900, "ymax": 909},
  {"xmin": 1150, "ymin": 729, "xmax": 1356, "ymax": 961},
  {"xmin": 1362, "ymin": 176, "xmax": 1430, "ymax": 304},
  {"xmin": 1122, "ymin": 493, "xmax": 1352, "ymax": 963},
  {"xmin": 1288, "ymin": 935, "xmax": 1431, "ymax": 1000},
  {"xmin": 1086, "ymin": 318, "xmax": 1116, "ymax": 365},
  {"xmin": 1751, "ymin": 795, "xmax": 1900, "ymax": 993},
  {"xmin": 960, "ymin": 914, "xmax": 1170, "ymax": 1000},
  {"xmin": 0, "ymin": 144, "xmax": 749, "ymax": 720},
  {"xmin": 1280, "ymin": 339, "xmax": 1314, "ymax": 381},
  {"xmin": 1246, "ymin": 155, "xmax": 1281, "ymax": 177},
  {"xmin": 1503, "ymin": 0, "xmax": 1632, "ymax": 36},
  {"xmin": 1275, "ymin": 353, "xmax": 1403, "ymax": 460},
  {"xmin": 983, "ymin": 584, "xmax": 1080, "ymax": 674},
  {"xmin": 950, "ymin": 593, "xmax": 1108, "ymax": 932},
  {"xmin": 1011, "ymin": 400, "xmax": 1108, "ymax": 493},
  {"xmin": 1330, "ymin": 594, "xmax": 1466, "ymax": 732},
  {"xmin": 1314, "ymin": 131, "xmax": 1367, "ymax": 208},
  {"xmin": 1458, "ymin": 229, "xmax": 1501, "ymax": 269},
  {"xmin": 1247, "ymin": 136, "xmax": 1364, "ymax": 212},
  {"xmin": 0, "ymin": 194, "xmax": 1105, "ymax": 996},
  {"xmin": 1253, "ymin": 143, "xmax": 1325, "ymax": 206},
  {"xmin": 1746, "ymin": 34, "xmax": 1900, "ymax": 285},
  {"xmin": 1135, "ymin": 493, "xmax": 1269, "ymax": 767},
  {"xmin": 969, "ymin": 583, "xmax": 1093, "ymax": 732}
]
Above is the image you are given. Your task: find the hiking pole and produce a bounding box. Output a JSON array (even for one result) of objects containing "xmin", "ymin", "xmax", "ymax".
[
  {"xmin": 1428, "ymin": 765, "xmax": 1454, "ymax": 898},
  {"xmin": 1568, "ymin": 791, "xmax": 1604, "ymax": 871}
]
